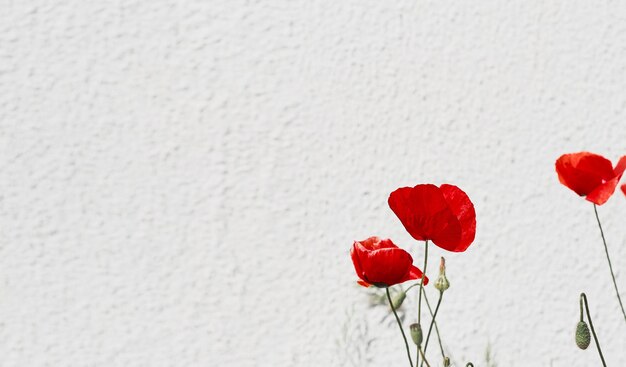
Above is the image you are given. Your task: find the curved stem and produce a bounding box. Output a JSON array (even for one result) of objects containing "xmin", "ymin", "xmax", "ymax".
[
  {"xmin": 406, "ymin": 285, "xmax": 445, "ymax": 358},
  {"xmin": 593, "ymin": 204, "xmax": 626, "ymax": 323},
  {"xmin": 421, "ymin": 291, "xmax": 443, "ymax": 366},
  {"xmin": 466, "ymin": 363, "xmax": 474, "ymax": 367},
  {"xmin": 418, "ymin": 347, "xmax": 431, "ymax": 367},
  {"xmin": 387, "ymin": 287, "xmax": 414, "ymax": 367},
  {"xmin": 404, "ymin": 282, "xmax": 423, "ymax": 294},
  {"xmin": 423, "ymin": 288, "xmax": 446, "ymax": 359},
  {"xmin": 580, "ymin": 293, "xmax": 607, "ymax": 367},
  {"xmin": 579, "ymin": 294, "xmax": 584, "ymax": 322}
]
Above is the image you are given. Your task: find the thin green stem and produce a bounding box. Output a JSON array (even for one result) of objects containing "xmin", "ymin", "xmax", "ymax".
[
  {"xmin": 580, "ymin": 293, "xmax": 607, "ymax": 367},
  {"xmin": 418, "ymin": 347, "xmax": 431, "ymax": 367},
  {"xmin": 387, "ymin": 287, "xmax": 414, "ymax": 367},
  {"xmin": 579, "ymin": 294, "xmax": 584, "ymax": 322},
  {"xmin": 416, "ymin": 240, "xmax": 429, "ymax": 367},
  {"xmin": 415, "ymin": 346, "xmax": 419, "ymax": 367},
  {"xmin": 423, "ymin": 288, "xmax": 446, "ymax": 359},
  {"xmin": 421, "ymin": 291, "xmax": 443, "ymax": 367},
  {"xmin": 418, "ymin": 241, "xmax": 429, "ymax": 324},
  {"xmin": 593, "ymin": 204, "xmax": 626, "ymax": 324},
  {"xmin": 404, "ymin": 282, "xmax": 423, "ymax": 294},
  {"xmin": 406, "ymin": 285, "xmax": 445, "ymax": 358}
]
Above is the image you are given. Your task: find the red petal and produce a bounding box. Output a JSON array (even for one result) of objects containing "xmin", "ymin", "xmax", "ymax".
[
  {"xmin": 404, "ymin": 265, "xmax": 429, "ymax": 285},
  {"xmin": 621, "ymin": 184, "xmax": 626, "ymax": 197},
  {"xmin": 614, "ymin": 155, "xmax": 626, "ymax": 176},
  {"xmin": 358, "ymin": 236, "xmax": 397, "ymax": 251},
  {"xmin": 359, "ymin": 247, "xmax": 415, "ymax": 287},
  {"xmin": 352, "ymin": 238, "xmax": 415, "ymax": 287},
  {"xmin": 440, "ymin": 184, "xmax": 476, "ymax": 252},
  {"xmin": 388, "ymin": 187, "xmax": 426, "ymax": 241},
  {"xmin": 586, "ymin": 176, "xmax": 621, "ymax": 205},
  {"xmin": 584, "ymin": 155, "xmax": 626, "ymax": 205},
  {"xmin": 388, "ymin": 185, "xmax": 459, "ymax": 244},
  {"xmin": 556, "ymin": 152, "xmax": 614, "ymax": 196},
  {"xmin": 350, "ymin": 242, "xmax": 366, "ymax": 283}
]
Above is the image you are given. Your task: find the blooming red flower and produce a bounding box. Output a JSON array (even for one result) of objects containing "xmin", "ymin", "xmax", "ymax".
[
  {"xmin": 555, "ymin": 152, "xmax": 626, "ymax": 205},
  {"xmin": 388, "ymin": 184, "xmax": 476, "ymax": 252},
  {"xmin": 351, "ymin": 237, "xmax": 428, "ymax": 288}
]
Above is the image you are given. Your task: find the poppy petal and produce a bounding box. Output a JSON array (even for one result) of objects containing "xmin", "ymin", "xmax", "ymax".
[
  {"xmin": 614, "ymin": 155, "xmax": 626, "ymax": 177},
  {"xmin": 358, "ymin": 248, "xmax": 414, "ymax": 286},
  {"xmin": 389, "ymin": 185, "xmax": 458, "ymax": 243},
  {"xmin": 405, "ymin": 265, "xmax": 429, "ymax": 285},
  {"xmin": 440, "ymin": 184, "xmax": 476, "ymax": 252},
  {"xmin": 388, "ymin": 187, "xmax": 426, "ymax": 241},
  {"xmin": 556, "ymin": 152, "xmax": 614, "ymax": 196},
  {"xmin": 358, "ymin": 236, "xmax": 397, "ymax": 251},
  {"xmin": 428, "ymin": 218, "xmax": 462, "ymax": 251},
  {"xmin": 351, "ymin": 238, "xmax": 421, "ymax": 287},
  {"xmin": 621, "ymin": 184, "xmax": 626, "ymax": 197},
  {"xmin": 584, "ymin": 155, "xmax": 626, "ymax": 205},
  {"xmin": 350, "ymin": 242, "xmax": 366, "ymax": 283},
  {"xmin": 586, "ymin": 176, "xmax": 622, "ymax": 205},
  {"xmin": 356, "ymin": 236, "xmax": 381, "ymax": 251}
]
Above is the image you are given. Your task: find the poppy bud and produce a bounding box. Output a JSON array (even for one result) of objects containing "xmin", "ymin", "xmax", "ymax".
[
  {"xmin": 434, "ymin": 257, "xmax": 450, "ymax": 292},
  {"xmin": 391, "ymin": 290, "xmax": 407, "ymax": 309},
  {"xmin": 443, "ymin": 357, "xmax": 451, "ymax": 367},
  {"xmin": 410, "ymin": 323, "xmax": 423, "ymax": 346},
  {"xmin": 575, "ymin": 321, "xmax": 591, "ymax": 349}
]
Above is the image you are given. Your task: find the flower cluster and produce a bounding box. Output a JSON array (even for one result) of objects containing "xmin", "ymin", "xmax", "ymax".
[
  {"xmin": 351, "ymin": 184, "xmax": 476, "ymax": 288},
  {"xmin": 349, "ymin": 150, "xmax": 625, "ymax": 367},
  {"xmin": 350, "ymin": 183, "xmax": 476, "ymax": 367}
]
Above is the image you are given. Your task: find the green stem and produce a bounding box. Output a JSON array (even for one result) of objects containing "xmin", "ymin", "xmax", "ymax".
[
  {"xmin": 593, "ymin": 204, "xmax": 626, "ymax": 324},
  {"xmin": 418, "ymin": 347, "xmax": 431, "ymax": 367},
  {"xmin": 404, "ymin": 282, "xmax": 422, "ymax": 294},
  {"xmin": 418, "ymin": 241, "xmax": 429, "ymax": 324},
  {"xmin": 415, "ymin": 345, "xmax": 419, "ymax": 367},
  {"xmin": 579, "ymin": 293, "xmax": 584, "ymax": 322},
  {"xmin": 466, "ymin": 363, "xmax": 474, "ymax": 367},
  {"xmin": 416, "ymin": 240, "xmax": 429, "ymax": 367},
  {"xmin": 387, "ymin": 287, "xmax": 414, "ymax": 367},
  {"xmin": 580, "ymin": 293, "xmax": 607, "ymax": 367},
  {"xmin": 421, "ymin": 291, "xmax": 443, "ymax": 366},
  {"xmin": 423, "ymin": 289, "xmax": 446, "ymax": 359}
]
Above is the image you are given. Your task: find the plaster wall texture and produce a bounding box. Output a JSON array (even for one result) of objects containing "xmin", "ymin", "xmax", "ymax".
[{"xmin": 1, "ymin": 1, "xmax": 626, "ymax": 366}]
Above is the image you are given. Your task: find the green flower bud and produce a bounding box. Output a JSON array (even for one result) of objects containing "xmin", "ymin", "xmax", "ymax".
[
  {"xmin": 443, "ymin": 357, "xmax": 451, "ymax": 367},
  {"xmin": 410, "ymin": 323, "xmax": 423, "ymax": 346},
  {"xmin": 391, "ymin": 291, "xmax": 407, "ymax": 309},
  {"xmin": 434, "ymin": 257, "xmax": 450, "ymax": 292},
  {"xmin": 575, "ymin": 321, "xmax": 591, "ymax": 350}
]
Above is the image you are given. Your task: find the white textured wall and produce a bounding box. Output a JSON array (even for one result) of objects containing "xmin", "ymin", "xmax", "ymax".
[{"xmin": 1, "ymin": 1, "xmax": 626, "ymax": 366}]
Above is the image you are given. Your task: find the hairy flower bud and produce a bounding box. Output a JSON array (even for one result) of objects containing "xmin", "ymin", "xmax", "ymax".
[
  {"xmin": 575, "ymin": 321, "xmax": 591, "ymax": 349},
  {"xmin": 391, "ymin": 290, "xmax": 407, "ymax": 309},
  {"xmin": 443, "ymin": 357, "xmax": 451, "ymax": 367},
  {"xmin": 434, "ymin": 257, "xmax": 450, "ymax": 292},
  {"xmin": 410, "ymin": 323, "xmax": 423, "ymax": 346}
]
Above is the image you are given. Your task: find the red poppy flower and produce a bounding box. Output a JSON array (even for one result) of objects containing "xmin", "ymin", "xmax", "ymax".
[
  {"xmin": 388, "ymin": 184, "xmax": 476, "ymax": 252},
  {"xmin": 351, "ymin": 237, "xmax": 428, "ymax": 288},
  {"xmin": 555, "ymin": 152, "xmax": 626, "ymax": 205}
]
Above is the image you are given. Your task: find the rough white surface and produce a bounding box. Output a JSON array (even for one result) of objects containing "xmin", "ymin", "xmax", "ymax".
[{"xmin": 1, "ymin": 0, "xmax": 626, "ymax": 366}]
